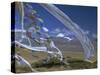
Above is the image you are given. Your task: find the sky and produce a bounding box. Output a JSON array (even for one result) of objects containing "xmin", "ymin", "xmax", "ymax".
[{"xmin": 14, "ymin": 2, "xmax": 97, "ymax": 39}]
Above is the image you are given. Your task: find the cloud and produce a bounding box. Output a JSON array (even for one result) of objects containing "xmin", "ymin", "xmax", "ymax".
[
  {"xmin": 50, "ymin": 28, "xmax": 73, "ymax": 37},
  {"xmin": 64, "ymin": 37, "xmax": 73, "ymax": 41},
  {"xmin": 42, "ymin": 27, "xmax": 49, "ymax": 32},
  {"xmin": 50, "ymin": 28, "xmax": 61, "ymax": 34},
  {"xmin": 56, "ymin": 33, "xmax": 73, "ymax": 41},
  {"xmin": 56, "ymin": 33, "xmax": 64, "ymax": 37}
]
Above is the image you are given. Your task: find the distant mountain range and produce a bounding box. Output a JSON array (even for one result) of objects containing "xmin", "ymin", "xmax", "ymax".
[{"xmin": 51, "ymin": 37, "xmax": 97, "ymax": 52}]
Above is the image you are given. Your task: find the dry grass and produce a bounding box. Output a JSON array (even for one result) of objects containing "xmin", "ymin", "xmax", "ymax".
[{"xmin": 14, "ymin": 47, "xmax": 97, "ymax": 73}]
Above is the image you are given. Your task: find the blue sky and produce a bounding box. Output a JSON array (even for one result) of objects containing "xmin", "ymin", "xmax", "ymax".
[{"xmin": 14, "ymin": 3, "xmax": 97, "ymax": 39}]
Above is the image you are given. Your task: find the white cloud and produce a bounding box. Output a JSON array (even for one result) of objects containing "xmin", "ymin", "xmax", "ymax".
[
  {"xmin": 50, "ymin": 28, "xmax": 73, "ymax": 36},
  {"xmin": 50, "ymin": 28, "xmax": 62, "ymax": 37},
  {"xmin": 42, "ymin": 27, "xmax": 49, "ymax": 32},
  {"xmin": 51, "ymin": 28, "xmax": 61, "ymax": 34},
  {"xmin": 56, "ymin": 33, "xmax": 64, "ymax": 37},
  {"xmin": 56, "ymin": 33, "xmax": 73, "ymax": 41},
  {"xmin": 64, "ymin": 37, "xmax": 73, "ymax": 41},
  {"xmin": 55, "ymin": 28, "xmax": 61, "ymax": 32}
]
